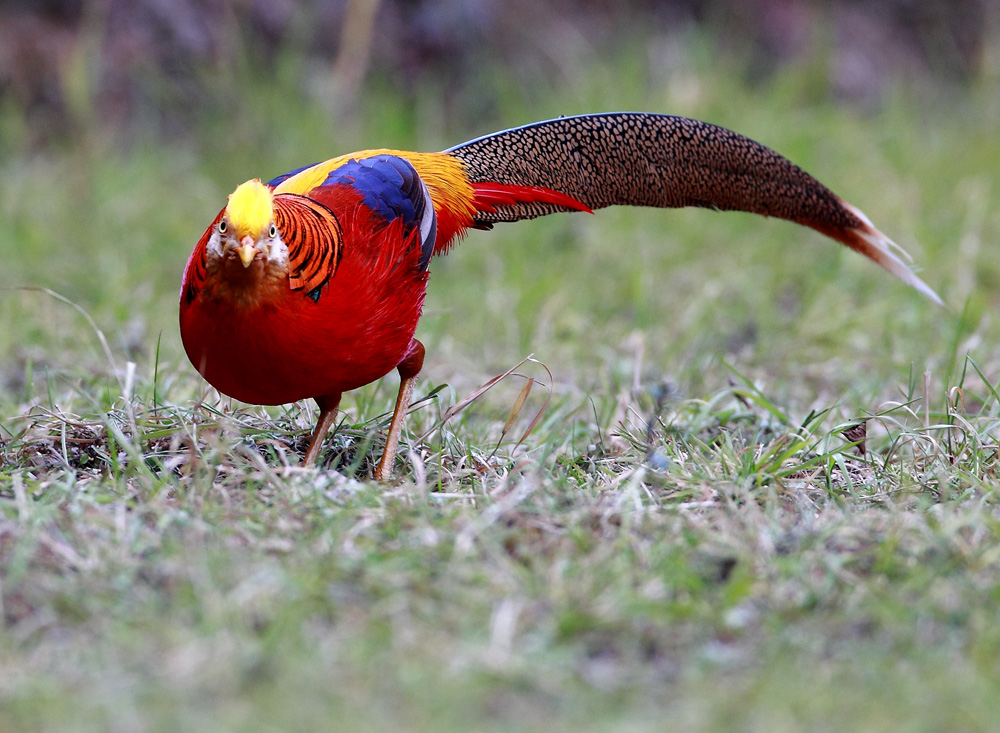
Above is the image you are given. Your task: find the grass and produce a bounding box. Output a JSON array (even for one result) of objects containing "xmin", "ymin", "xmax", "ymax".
[{"xmin": 2, "ymin": 42, "xmax": 1000, "ymax": 730}]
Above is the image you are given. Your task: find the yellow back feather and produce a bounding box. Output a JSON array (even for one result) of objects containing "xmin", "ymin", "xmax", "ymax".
[
  {"xmin": 273, "ymin": 149, "xmax": 476, "ymax": 224},
  {"xmin": 226, "ymin": 179, "xmax": 274, "ymax": 239}
]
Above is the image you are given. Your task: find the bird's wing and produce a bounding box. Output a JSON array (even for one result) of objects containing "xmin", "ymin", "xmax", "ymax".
[
  {"xmin": 447, "ymin": 112, "xmax": 940, "ymax": 302},
  {"xmin": 319, "ymin": 155, "xmax": 438, "ymax": 270}
]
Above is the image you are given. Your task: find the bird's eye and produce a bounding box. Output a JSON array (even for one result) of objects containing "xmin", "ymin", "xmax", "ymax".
[
  {"xmin": 218, "ymin": 220, "xmax": 227, "ymax": 234},
  {"xmin": 269, "ymin": 224, "xmax": 277, "ymax": 238}
]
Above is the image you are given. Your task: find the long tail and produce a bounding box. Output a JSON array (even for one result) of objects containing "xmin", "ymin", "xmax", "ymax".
[{"xmin": 446, "ymin": 112, "xmax": 940, "ymax": 303}]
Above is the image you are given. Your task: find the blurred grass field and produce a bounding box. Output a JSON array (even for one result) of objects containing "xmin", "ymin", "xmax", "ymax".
[{"xmin": 2, "ymin": 34, "xmax": 1000, "ymax": 732}]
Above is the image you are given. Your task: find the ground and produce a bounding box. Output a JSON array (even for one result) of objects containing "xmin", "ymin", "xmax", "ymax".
[{"xmin": 1, "ymin": 53, "xmax": 1000, "ymax": 731}]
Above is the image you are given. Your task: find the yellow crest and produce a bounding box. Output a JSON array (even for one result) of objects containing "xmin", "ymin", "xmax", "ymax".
[{"xmin": 225, "ymin": 179, "xmax": 274, "ymax": 239}]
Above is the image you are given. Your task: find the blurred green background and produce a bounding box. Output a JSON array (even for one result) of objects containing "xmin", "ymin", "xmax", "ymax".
[
  {"xmin": 4, "ymin": 3, "xmax": 1000, "ymax": 731},
  {"xmin": 1, "ymin": 0, "xmax": 997, "ymax": 417}
]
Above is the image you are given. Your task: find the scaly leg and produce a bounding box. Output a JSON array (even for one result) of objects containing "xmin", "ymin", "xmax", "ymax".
[
  {"xmin": 375, "ymin": 340, "xmax": 425, "ymax": 481},
  {"xmin": 302, "ymin": 393, "xmax": 341, "ymax": 466}
]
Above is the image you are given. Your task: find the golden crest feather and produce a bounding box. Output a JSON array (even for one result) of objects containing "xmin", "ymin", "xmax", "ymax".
[{"xmin": 226, "ymin": 179, "xmax": 274, "ymax": 239}]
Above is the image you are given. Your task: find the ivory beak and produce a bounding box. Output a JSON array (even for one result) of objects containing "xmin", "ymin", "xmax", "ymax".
[{"xmin": 237, "ymin": 237, "xmax": 256, "ymax": 268}]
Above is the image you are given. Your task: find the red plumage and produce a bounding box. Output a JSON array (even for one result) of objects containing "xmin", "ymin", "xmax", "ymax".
[{"xmin": 471, "ymin": 182, "xmax": 593, "ymax": 217}]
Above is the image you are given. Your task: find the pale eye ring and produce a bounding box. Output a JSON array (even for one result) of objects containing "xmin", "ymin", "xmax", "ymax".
[
  {"xmin": 218, "ymin": 219, "xmax": 227, "ymax": 234},
  {"xmin": 268, "ymin": 224, "xmax": 277, "ymax": 238}
]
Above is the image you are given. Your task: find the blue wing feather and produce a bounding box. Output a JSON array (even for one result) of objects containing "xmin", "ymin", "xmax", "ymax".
[
  {"xmin": 322, "ymin": 155, "xmax": 437, "ymax": 269},
  {"xmin": 324, "ymin": 157, "xmax": 415, "ymax": 224}
]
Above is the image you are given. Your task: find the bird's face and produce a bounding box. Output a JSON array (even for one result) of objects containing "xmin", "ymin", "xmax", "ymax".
[
  {"xmin": 202, "ymin": 178, "xmax": 290, "ymax": 305},
  {"xmin": 207, "ymin": 212, "xmax": 288, "ymax": 272},
  {"xmin": 208, "ymin": 178, "xmax": 287, "ymax": 270}
]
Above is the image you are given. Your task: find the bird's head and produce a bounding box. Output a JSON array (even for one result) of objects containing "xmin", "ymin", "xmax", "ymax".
[{"xmin": 207, "ymin": 178, "xmax": 287, "ymax": 272}]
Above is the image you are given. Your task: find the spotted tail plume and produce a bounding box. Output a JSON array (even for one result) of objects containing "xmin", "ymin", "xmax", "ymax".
[{"xmin": 447, "ymin": 112, "xmax": 940, "ymax": 303}]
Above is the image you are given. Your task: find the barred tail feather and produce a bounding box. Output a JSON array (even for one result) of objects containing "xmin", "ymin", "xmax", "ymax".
[{"xmin": 448, "ymin": 112, "xmax": 940, "ymax": 302}]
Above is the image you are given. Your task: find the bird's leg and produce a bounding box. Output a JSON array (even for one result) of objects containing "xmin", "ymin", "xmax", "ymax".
[
  {"xmin": 302, "ymin": 393, "xmax": 342, "ymax": 466},
  {"xmin": 375, "ymin": 340, "xmax": 425, "ymax": 481}
]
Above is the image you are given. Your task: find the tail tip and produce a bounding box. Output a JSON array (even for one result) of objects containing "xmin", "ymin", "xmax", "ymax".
[{"xmin": 841, "ymin": 201, "xmax": 943, "ymax": 306}]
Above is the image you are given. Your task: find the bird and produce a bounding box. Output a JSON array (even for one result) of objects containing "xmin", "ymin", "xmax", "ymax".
[{"xmin": 179, "ymin": 112, "xmax": 940, "ymax": 479}]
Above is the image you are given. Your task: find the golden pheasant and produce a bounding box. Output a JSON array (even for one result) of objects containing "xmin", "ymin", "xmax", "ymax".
[{"xmin": 180, "ymin": 113, "xmax": 939, "ymax": 479}]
